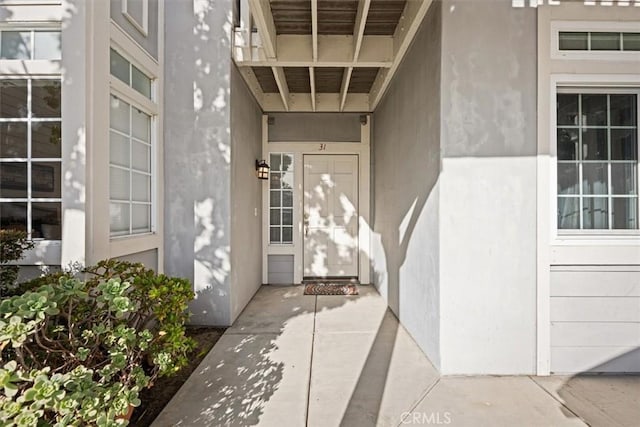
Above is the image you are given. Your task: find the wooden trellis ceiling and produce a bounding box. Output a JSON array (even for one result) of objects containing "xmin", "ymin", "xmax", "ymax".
[{"xmin": 234, "ymin": 0, "xmax": 432, "ymax": 112}]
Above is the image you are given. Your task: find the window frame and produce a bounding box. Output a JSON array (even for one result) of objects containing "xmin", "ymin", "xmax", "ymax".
[
  {"xmin": 0, "ymin": 27, "xmax": 62, "ymax": 61},
  {"xmin": 551, "ymin": 20, "xmax": 640, "ymax": 61},
  {"xmin": 0, "ymin": 75, "xmax": 62, "ymax": 241},
  {"xmin": 121, "ymin": 0, "xmax": 149, "ymax": 37},
  {"xmin": 108, "ymin": 41, "xmax": 158, "ymax": 239},
  {"xmin": 553, "ymin": 85, "xmax": 640, "ymax": 237},
  {"xmin": 268, "ymin": 152, "xmax": 294, "ymax": 245}
]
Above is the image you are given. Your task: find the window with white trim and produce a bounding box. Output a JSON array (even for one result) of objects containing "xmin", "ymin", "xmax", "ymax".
[
  {"xmin": 109, "ymin": 48, "xmax": 155, "ymax": 237},
  {"xmin": 110, "ymin": 48, "xmax": 151, "ymax": 99},
  {"xmin": 121, "ymin": 0, "xmax": 149, "ymax": 36},
  {"xmin": 556, "ymin": 90, "xmax": 638, "ymax": 230},
  {"xmin": 269, "ymin": 153, "xmax": 293, "ymax": 243},
  {"xmin": 0, "ymin": 29, "xmax": 61, "ymax": 60},
  {"xmin": 0, "ymin": 78, "xmax": 62, "ymax": 239},
  {"xmin": 559, "ymin": 32, "xmax": 640, "ymax": 52}
]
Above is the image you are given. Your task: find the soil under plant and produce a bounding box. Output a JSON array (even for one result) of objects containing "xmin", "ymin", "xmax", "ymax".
[{"xmin": 130, "ymin": 326, "xmax": 226, "ymax": 427}]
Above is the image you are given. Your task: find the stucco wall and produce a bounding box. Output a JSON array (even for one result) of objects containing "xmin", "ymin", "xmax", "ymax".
[
  {"xmin": 115, "ymin": 249, "xmax": 158, "ymax": 271},
  {"xmin": 229, "ymin": 64, "xmax": 263, "ymax": 322},
  {"xmin": 438, "ymin": 0, "xmax": 537, "ymax": 374},
  {"xmin": 371, "ymin": 1, "xmax": 442, "ymax": 369},
  {"xmin": 267, "ymin": 113, "xmax": 362, "ymax": 142},
  {"xmin": 164, "ymin": 0, "xmax": 233, "ymax": 325}
]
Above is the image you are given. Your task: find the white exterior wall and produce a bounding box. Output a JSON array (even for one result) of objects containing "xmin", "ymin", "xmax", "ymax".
[
  {"xmin": 163, "ymin": 0, "xmax": 234, "ymax": 325},
  {"xmin": 371, "ymin": 0, "xmax": 442, "ymax": 370},
  {"xmin": 439, "ymin": 0, "xmax": 538, "ymax": 375},
  {"xmin": 164, "ymin": 1, "xmax": 263, "ymax": 326},
  {"xmin": 537, "ymin": 3, "xmax": 640, "ymax": 374},
  {"xmin": 229, "ymin": 64, "xmax": 263, "ymax": 322}
]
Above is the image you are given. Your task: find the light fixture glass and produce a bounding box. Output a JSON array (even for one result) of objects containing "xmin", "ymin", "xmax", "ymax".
[{"xmin": 255, "ymin": 159, "xmax": 270, "ymax": 180}]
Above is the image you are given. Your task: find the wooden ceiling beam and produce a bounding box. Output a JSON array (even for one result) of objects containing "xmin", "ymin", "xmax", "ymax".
[
  {"xmin": 309, "ymin": 66, "xmax": 316, "ymax": 111},
  {"xmin": 249, "ymin": 0, "xmax": 277, "ymax": 58},
  {"xmin": 353, "ymin": 0, "xmax": 372, "ymax": 61},
  {"xmin": 339, "ymin": 67, "xmax": 353, "ymax": 111},
  {"xmin": 311, "ymin": 0, "xmax": 318, "ymax": 61},
  {"xmin": 262, "ymin": 92, "xmax": 370, "ymax": 112},
  {"xmin": 237, "ymin": 66, "xmax": 266, "ymax": 110},
  {"xmin": 271, "ymin": 66, "xmax": 290, "ymax": 111},
  {"xmin": 234, "ymin": 34, "xmax": 393, "ymax": 67}
]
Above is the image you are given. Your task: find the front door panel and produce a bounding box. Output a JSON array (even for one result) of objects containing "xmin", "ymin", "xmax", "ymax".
[{"xmin": 303, "ymin": 155, "xmax": 358, "ymax": 277}]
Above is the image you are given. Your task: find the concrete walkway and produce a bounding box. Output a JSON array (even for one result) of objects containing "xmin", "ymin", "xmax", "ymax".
[{"xmin": 152, "ymin": 285, "xmax": 639, "ymax": 427}]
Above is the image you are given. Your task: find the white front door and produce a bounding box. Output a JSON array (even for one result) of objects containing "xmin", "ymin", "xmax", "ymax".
[{"xmin": 303, "ymin": 154, "xmax": 359, "ymax": 277}]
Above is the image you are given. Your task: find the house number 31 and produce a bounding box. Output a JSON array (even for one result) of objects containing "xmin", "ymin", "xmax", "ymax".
[{"xmin": 319, "ymin": 144, "xmax": 327, "ymax": 151}]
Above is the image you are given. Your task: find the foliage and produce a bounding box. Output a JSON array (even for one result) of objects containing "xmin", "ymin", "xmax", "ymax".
[
  {"xmin": 0, "ymin": 230, "xmax": 35, "ymax": 297},
  {"xmin": 0, "ymin": 260, "xmax": 196, "ymax": 426}
]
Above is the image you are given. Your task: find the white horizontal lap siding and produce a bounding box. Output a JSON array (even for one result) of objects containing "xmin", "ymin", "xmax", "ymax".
[{"xmin": 550, "ymin": 269, "xmax": 640, "ymax": 373}]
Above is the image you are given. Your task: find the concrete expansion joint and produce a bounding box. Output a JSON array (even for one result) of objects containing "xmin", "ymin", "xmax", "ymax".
[
  {"xmin": 527, "ymin": 376, "xmax": 589, "ymax": 426},
  {"xmin": 395, "ymin": 378, "xmax": 442, "ymax": 427},
  {"xmin": 305, "ymin": 295, "xmax": 318, "ymax": 427}
]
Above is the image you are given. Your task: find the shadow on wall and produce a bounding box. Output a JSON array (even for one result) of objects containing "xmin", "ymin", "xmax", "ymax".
[
  {"xmin": 164, "ymin": 0, "xmax": 234, "ymax": 325},
  {"xmin": 368, "ymin": 0, "xmax": 442, "ymax": 369}
]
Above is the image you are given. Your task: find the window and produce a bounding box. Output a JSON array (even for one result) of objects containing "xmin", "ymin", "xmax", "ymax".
[
  {"xmin": 109, "ymin": 47, "xmax": 155, "ymax": 238},
  {"xmin": 269, "ymin": 153, "xmax": 293, "ymax": 243},
  {"xmin": 110, "ymin": 48, "xmax": 152, "ymax": 99},
  {"xmin": 557, "ymin": 91, "xmax": 638, "ymax": 230},
  {"xmin": 0, "ymin": 29, "xmax": 61, "ymax": 60},
  {"xmin": 109, "ymin": 95, "xmax": 152, "ymax": 237},
  {"xmin": 0, "ymin": 78, "xmax": 62, "ymax": 239},
  {"xmin": 559, "ymin": 32, "xmax": 640, "ymax": 52}
]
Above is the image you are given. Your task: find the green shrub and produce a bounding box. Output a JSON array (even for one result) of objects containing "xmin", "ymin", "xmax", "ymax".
[
  {"xmin": 0, "ymin": 260, "xmax": 196, "ymax": 426},
  {"xmin": 0, "ymin": 230, "xmax": 34, "ymax": 297}
]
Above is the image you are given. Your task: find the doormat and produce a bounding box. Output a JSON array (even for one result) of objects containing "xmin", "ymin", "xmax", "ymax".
[{"xmin": 304, "ymin": 283, "xmax": 359, "ymax": 295}]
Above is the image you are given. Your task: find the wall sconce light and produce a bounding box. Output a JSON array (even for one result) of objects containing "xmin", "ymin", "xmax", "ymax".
[{"xmin": 255, "ymin": 159, "xmax": 270, "ymax": 180}]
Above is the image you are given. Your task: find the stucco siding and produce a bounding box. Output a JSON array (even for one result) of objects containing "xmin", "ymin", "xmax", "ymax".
[
  {"xmin": 163, "ymin": 0, "xmax": 233, "ymax": 325},
  {"xmin": 230, "ymin": 64, "xmax": 263, "ymax": 323},
  {"xmin": 371, "ymin": 0, "xmax": 442, "ymax": 370},
  {"xmin": 115, "ymin": 249, "xmax": 159, "ymax": 271},
  {"xmin": 439, "ymin": 0, "xmax": 537, "ymax": 374},
  {"xmin": 267, "ymin": 113, "xmax": 362, "ymax": 142}
]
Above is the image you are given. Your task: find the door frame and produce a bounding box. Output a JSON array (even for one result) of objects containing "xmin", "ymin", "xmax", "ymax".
[{"xmin": 261, "ymin": 115, "xmax": 371, "ymax": 285}]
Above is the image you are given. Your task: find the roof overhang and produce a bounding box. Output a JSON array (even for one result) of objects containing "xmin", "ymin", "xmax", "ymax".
[{"xmin": 233, "ymin": 0, "xmax": 433, "ymax": 112}]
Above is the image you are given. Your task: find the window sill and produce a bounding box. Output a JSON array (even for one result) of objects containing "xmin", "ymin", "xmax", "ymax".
[
  {"xmin": 109, "ymin": 232, "xmax": 161, "ymax": 258},
  {"xmin": 110, "ymin": 232, "xmax": 155, "ymax": 241},
  {"xmin": 554, "ymin": 232, "xmax": 640, "ymax": 246}
]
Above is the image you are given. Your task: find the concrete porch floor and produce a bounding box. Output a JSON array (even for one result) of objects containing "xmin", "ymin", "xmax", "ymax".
[{"xmin": 152, "ymin": 285, "xmax": 639, "ymax": 427}]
